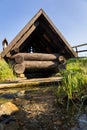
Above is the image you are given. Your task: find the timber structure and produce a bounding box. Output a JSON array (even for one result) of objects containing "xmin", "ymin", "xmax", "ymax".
[
  {"xmin": 72, "ymin": 43, "xmax": 87, "ymax": 57},
  {"xmin": 1, "ymin": 9, "xmax": 77, "ymax": 78}
]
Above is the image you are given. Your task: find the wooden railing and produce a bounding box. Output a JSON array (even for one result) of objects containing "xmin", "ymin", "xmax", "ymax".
[{"xmin": 72, "ymin": 43, "xmax": 87, "ymax": 57}]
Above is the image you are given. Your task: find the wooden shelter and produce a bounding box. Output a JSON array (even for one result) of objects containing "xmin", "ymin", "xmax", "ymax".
[{"xmin": 1, "ymin": 9, "xmax": 77, "ymax": 78}]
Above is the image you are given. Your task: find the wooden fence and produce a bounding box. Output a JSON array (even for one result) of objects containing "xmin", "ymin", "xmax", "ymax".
[{"xmin": 72, "ymin": 43, "xmax": 87, "ymax": 57}]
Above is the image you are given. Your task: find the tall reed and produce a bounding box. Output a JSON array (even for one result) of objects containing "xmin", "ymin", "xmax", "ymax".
[{"xmin": 55, "ymin": 58, "xmax": 87, "ymax": 111}]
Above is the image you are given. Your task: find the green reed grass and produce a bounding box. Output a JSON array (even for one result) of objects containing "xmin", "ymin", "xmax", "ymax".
[
  {"xmin": 0, "ymin": 59, "xmax": 15, "ymax": 82},
  {"xmin": 55, "ymin": 58, "xmax": 87, "ymax": 111}
]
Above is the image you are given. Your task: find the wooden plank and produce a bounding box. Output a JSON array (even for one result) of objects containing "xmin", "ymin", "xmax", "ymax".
[
  {"xmin": 1, "ymin": 9, "xmax": 43, "ymax": 58},
  {"xmin": 0, "ymin": 77, "xmax": 62, "ymax": 88},
  {"xmin": 13, "ymin": 25, "xmax": 36, "ymax": 49},
  {"xmin": 1, "ymin": 8, "xmax": 77, "ymax": 58},
  {"xmin": 41, "ymin": 10, "xmax": 77, "ymax": 57},
  {"xmin": 7, "ymin": 24, "xmax": 37, "ymax": 57},
  {"xmin": 72, "ymin": 43, "xmax": 87, "ymax": 48},
  {"xmin": 40, "ymin": 22, "xmax": 62, "ymax": 50},
  {"xmin": 77, "ymin": 50, "xmax": 87, "ymax": 53}
]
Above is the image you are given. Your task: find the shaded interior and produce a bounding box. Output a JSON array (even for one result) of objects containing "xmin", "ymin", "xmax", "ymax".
[{"xmin": 18, "ymin": 14, "xmax": 74, "ymax": 59}]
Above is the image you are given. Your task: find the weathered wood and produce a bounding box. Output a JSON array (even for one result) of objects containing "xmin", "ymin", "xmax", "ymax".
[
  {"xmin": 40, "ymin": 21, "xmax": 77, "ymax": 57},
  {"xmin": 14, "ymin": 54, "xmax": 24, "ymax": 64},
  {"xmin": 58, "ymin": 56, "xmax": 66, "ymax": 63},
  {"xmin": 1, "ymin": 9, "xmax": 42, "ymax": 58},
  {"xmin": 72, "ymin": 43, "xmax": 87, "ymax": 56},
  {"xmin": 72, "ymin": 43, "xmax": 87, "ymax": 48},
  {"xmin": 23, "ymin": 61, "xmax": 58, "ymax": 69},
  {"xmin": 13, "ymin": 60, "xmax": 59, "ymax": 74},
  {"xmin": 13, "ymin": 25, "xmax": 37, "ymax": 50},
  {"xmin": 13, "ymin": 60, "xmax": 66, "ymax": 75},
  {"xmin": 77, "ymin": 50, "xmax": 87, "ymax": 53},
  {"xmin": 14, "ymin": 64, "xmax": 25, "ymax": 74},
  {"xmin": 1, "ymin": 9, "xmax": 77, "ymax": 59},
  {"xmin": 12, "ymin": 53, "xmax": 66, "ymax": 63}
]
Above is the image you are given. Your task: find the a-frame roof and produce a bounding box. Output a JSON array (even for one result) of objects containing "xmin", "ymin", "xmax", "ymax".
[{"xmin": 1, "ymin": 9, "xmax": 77, "ymax": 58}]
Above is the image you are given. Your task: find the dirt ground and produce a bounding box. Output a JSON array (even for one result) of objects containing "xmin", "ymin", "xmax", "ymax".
[{"xmin": 0, "ymin": 86, "xmax": 78, "ymax": 130}]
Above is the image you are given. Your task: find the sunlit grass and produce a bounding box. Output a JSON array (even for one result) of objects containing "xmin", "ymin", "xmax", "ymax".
[
  {"xmin": 0, "ymin": 59, "xmax": 15, "ymax": 82},
  {"xmin": 55, "ymin": 58, "xmax": 87, "ymax": 111}
]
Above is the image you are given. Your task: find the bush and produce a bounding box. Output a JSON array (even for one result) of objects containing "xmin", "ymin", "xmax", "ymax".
[{"xmin": 0, "ymin": 59, "xmax": 15, "ymax": 82}]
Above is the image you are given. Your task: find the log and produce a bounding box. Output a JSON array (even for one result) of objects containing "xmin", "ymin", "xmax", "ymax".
[
  {"xmin": 12, "ymin": 53, "xmax": 66, "ymax": 63},
  {"xmin": 13, "ymin": 61, "xmax": 58, "ymax": 74},
  {"xmin": 13, "ymin": 61, "xmax": 66, "ymax": 75},
  {"xmin": 15, "ymin": 54, "xmax": 24, "ymax": 64},
  {"xmin": 23, "ymin": 61, "xmax": 58, "ymax": 70},
  {"xmin": 58, "ymin": 56, "xmax": 66, "ymax": 63},
  {"xmin": 13, "ymin": 53, "xmax": 60, "ymax": 62},
  {"xmin": 14, "ymin": 64, "xmax": 25, "ymax": 74}
]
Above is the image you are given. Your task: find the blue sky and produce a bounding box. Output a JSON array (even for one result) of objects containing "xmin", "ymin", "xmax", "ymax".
[{"xmin": 0, "ymin": 0, "xmax": 87, "ymax": 56}]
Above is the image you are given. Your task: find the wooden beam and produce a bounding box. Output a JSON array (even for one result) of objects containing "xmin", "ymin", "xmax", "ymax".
[
  {"xmin": 42, "ymin": 10, "xmax": 77, "ymax": 57},
  {"xmin": 13, "ymin": 25, "xmax": 36, "ymax": 49},
  {"xmin": 40, "ymin": 22, "xmax": 63, "ymax": 52},
  {"xmin": 72, "ymin": 43, "xmax": 87, "ymax": 48},
  {"xmin": 1, "ymin": 9, "xmax": 43, "ymax": 58},
  {"xmin": 36, "ymin": 33, "xmax": 54, "ymax": 53},
  {"xmin": 7, "ymin": 24, "xmax": 37, "ymax": 57},
  {"xmin": 77, "ymin": 50, "xmax": 87, "ymax": 53}
]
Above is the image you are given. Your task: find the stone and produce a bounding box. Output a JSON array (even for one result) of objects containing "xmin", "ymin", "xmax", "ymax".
[{"xmin": 0, "ymin": 102, "xmax": 19, "ymax": 116}]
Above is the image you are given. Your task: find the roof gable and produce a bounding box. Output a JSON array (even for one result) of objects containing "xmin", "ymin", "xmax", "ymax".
[{"xmin": 1, "ymin": 9, "xmax": 77, "ymax": 58}]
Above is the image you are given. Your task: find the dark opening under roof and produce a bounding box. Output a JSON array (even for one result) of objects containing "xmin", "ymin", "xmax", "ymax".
[{"xmin": 1, "ymin": 9, "xmax": 77, "ymax": 59}]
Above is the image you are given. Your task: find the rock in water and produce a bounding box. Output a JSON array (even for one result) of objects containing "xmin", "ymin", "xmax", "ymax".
[{"xmin": 0, "ymin": 102, "xmax": 19, "ymax": 116}]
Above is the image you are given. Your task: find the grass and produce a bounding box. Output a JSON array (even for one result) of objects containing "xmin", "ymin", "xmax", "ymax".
[
  {"xmin": 0, "ymin": 59, "xmax": 15, "ymax": 82},
  {"xmin": 0, "ymin": 98, "xmax": 12, "ymax": 104},
  {"xmin": 55, "ymin": 57, "xmax": 87, "ymax": 111}
]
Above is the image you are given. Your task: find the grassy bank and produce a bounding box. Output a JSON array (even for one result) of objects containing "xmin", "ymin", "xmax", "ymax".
[
  {"xmin": 0, "ymin": 59, "xmax": 15, "ymax": 82},
  {"xmin": 55, "ymin": 57, "xmax": 87, "ymax": 111}
]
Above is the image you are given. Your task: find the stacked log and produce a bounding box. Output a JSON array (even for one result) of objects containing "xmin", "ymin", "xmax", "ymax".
[
  {"xmin": 12, "ymin": 53, "xmax": 66, "ymax": 75},
  {"xmin": 12, "ymin": 53, "xmax": 61, "ymax": 63},
  {"xmin": 23, "ymin": 61, "xmax": 58, "ymax": 69},
  {"xmin": 14, "ymin": 64, "xmax": 25, "ymax": 74}
]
